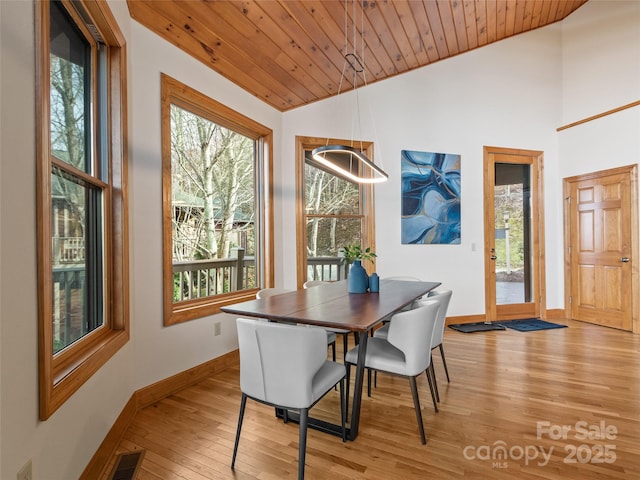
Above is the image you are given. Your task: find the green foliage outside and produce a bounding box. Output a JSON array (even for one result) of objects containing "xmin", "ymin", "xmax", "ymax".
[
  {"xmin": 494, "ymin": 184, "xmax": 526, "ymax": 273},
  {"xmin": 170, "ymin": 105, "xmax": 257, "ymax": 301},
  {"xmin": 305, "ymin": 161, "xmax": 362, "ymax": 258}
]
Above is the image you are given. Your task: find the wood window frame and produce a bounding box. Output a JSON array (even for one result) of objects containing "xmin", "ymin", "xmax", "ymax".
[
  {"xmin": 161, "ymin": 75, "xmax": 274, "ymax": 325},
  {"xmin": 295, "ymin": 136, "xmax": 376, "ymax": 288},
  {"xmin": 36, "ymin": 0, "xmax": 129, "ymax": 420}
]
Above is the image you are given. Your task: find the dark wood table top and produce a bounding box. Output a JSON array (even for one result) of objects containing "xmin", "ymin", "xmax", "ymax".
[{"xmin": 221, "ymin": 279, "xmax": 441, "ymax": 332}]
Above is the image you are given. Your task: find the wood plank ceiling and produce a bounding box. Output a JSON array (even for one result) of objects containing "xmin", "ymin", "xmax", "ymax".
[{"xmin": 127, "ymin": 0, "xmax": 588, "ymax": 112}]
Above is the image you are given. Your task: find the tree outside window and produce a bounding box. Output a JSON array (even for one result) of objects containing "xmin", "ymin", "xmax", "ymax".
[
  {"xmin": 162, "ymin": 75, "xmax": 273, "ymax": 325},
  {"xmin": 296, "ymin": 137, "xmax": 376, "ymax": 286},
  {"xmin": 37, "ymin": 0, "xmax": 128, "ymax": 419},
  {"xmin": 48, "ymin": 1, "xmax": 103, "ymax": 353}
]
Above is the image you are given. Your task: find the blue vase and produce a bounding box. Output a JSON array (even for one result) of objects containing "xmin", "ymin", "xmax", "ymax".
[
  {"xmin": 369, "ymin": 272, "xmax": 379, "ymax": 292},
  {"xmin": 348, "ymin": 260, "xmax": 369, "ymax": 293}
]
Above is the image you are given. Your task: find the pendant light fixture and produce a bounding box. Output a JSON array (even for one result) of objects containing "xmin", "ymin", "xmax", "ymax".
[{"xmin": 311, "ymin": 0, "xmax": 388, "ymax": 184}]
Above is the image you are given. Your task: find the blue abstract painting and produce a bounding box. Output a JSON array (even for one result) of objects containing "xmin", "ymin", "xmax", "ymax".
[{"xmin": 401, "ymin": 150, "xmax": 461, "ymax": 244}]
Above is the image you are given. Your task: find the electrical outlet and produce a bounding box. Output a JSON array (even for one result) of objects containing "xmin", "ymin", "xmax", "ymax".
[
  {"xmin": 214, "ymin": 321, "xmax": 221, "ymax": 336},
  {"xmin": 17, "ymin": 459, "xmax": 32, "ymax": 480}
]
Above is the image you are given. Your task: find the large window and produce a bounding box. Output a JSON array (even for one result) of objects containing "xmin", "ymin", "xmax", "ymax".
[
  {"xmin": 162, "ymin": 75, "xmax": 273, "ymax": 325},
  {"xmin": 37, "ymin": 0, "xmax": 128, "ymax": 419},
  {"xmin": 295, "ymin": 137, "xmax": 376, "ymax": 286}
]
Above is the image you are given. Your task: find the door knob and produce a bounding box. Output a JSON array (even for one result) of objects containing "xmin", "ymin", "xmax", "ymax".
[
  {"xmin": 621, "ymin": 257, "xmax": 630, "ymax": 263},
  {"xmin": 490, "ymin": 255, "xmax": 497, "ymax": 260}
]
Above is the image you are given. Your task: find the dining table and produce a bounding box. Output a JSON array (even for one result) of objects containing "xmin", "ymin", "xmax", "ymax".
[{"xmin": 221, "ymin": 278, "xmax": 441, "ymax": 441}]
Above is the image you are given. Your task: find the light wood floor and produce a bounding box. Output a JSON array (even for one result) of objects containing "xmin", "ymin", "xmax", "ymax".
[{"xmin": 102, "ymin": 319, "xmax": 640, "ymax": 479}]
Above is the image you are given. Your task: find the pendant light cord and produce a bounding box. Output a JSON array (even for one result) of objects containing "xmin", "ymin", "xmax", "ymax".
[{"xmin": 312, "ymin": 0, "xmax": 388, "ymax": 183}]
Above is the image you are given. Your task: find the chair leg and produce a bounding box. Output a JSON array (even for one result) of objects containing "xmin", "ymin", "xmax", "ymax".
[
  {"xmin": 430, "ymin": 356, "xmax": 440, "ymax": 402},
  {"xmin": 298, "ymin": 408, "xmax": 309, "ymax": 480},
  {"xmin": 345, "ymin": 362, "xmax": 351, "ymax": 421},
  {"xmin": 367, "ymin": 368, "xmax": 372, "ymax": 397},
  {"xmin": 424, "ymin": 367, "xmax": 439, "ymax": 413},
  {"xmin": 331, "ymin": 340, "xmax": 338, "ymax": 391},
  {"xmin": 342, "ymin": 333, "xmax": 349, "ymax": 361},
  {"xmin": 231, "ymin": 393, "xmax": 247, "ymax": 469},
  {"xmin": 439, "ymin": 344, "xmax": 451, "ymax": 383},
  {"xmin": 339, "ymin": 378, "xmax": 346, "ymax": 442},
  {"xmin": 370, "ymin": 325, "xmax": 380, "ymax": 390},
  {"xmin": 409, "ymin": 376, "xmax": 427, "ymax": 445}
]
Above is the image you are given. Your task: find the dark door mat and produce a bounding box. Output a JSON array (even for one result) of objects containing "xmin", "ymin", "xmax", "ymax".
[
  {"xmin": 497, "ymin": 318, "xmax": 568, "ymax": 332},
  {"xmin": 449, "ymin": 322, "xmax": 507, "ymax": 333}
]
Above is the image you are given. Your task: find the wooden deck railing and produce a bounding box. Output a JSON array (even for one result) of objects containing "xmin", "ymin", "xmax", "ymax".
[
  {"xmin": 172, "ymin": 248, "xmax": 256, "ymax": 301},
  {"xmin": 174, "ymin": 251, "xmax": 349, "ymax": 301},
  {"xmin": 52, "ymin": 237, "xmax": 85, "ymax": 264},
  {"xmin": 52, "ymin": 241, "xmax": 350, "ymax": 304},
  {"xmin": 306, "ymin": 256, "xmax": 349, "ymax": 281}
]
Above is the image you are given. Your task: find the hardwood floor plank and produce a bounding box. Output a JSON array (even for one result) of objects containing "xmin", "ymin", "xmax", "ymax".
[{"xmin": 101, "ymin": 320, "xmax": 640, "ymax": 479}]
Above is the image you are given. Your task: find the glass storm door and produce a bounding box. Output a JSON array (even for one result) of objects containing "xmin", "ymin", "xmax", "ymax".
[{"xmin": 484, "ymin": 147, "xmax": 544, "ymax": 321}]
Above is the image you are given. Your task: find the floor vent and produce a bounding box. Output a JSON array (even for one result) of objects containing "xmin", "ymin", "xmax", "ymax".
[{"xmin": 109, "ymin": 450, "xmax": 145, "ymax": 480}]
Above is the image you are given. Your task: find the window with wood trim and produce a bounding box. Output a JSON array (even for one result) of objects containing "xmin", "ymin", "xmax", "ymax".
[
  {"xmin": 295, "ymin": 137, "xmax": 376, "ymax": 287},
  {"xmin": 36, "ymin": 0, "xmax": 129, "ymax": 420},
  {"xmin": 161, "ymin": 75, "xmax": 274, "ymax": 325}
]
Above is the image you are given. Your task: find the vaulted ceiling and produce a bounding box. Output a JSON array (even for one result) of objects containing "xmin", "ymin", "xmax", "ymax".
[{"xmin": 127, "ymin": 0, "xmax": 587, "ymax": 112}]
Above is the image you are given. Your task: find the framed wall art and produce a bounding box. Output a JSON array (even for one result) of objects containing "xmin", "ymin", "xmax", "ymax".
[{"xmin": 401, "ymin": 150, "xmax": 461, "ymax": 244}]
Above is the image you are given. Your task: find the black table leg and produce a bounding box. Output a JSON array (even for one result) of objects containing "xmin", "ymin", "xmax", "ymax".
[{"xmin": 347, "ymin": 331, "xmax": 368, "ymax": 440}]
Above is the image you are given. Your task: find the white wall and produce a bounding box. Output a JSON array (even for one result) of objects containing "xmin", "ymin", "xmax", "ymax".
[
  {"xmin": 561, "ymin": 0, "xmax": 640, "ymax": 126},
  {"xmin": 559, "ymin": 0, "xmax": 640, "ymax": 179},
  {"xmin": 127, "ymin": 20, "xmax": 282, "ymax": 391},
  {"xmin": 1, "ymin": 0, "xmax": 638, "ymax": 479},
  {"xmin": 283, "ymin": 23, "xmax": 565, "ymax": 314},
  {"xmin": 2, "ymin": 2, "xmax": 51, "ymax": 478},
  {"xmin": 0, "ymin": 0, "xmax": 4, "ymax": 473}
]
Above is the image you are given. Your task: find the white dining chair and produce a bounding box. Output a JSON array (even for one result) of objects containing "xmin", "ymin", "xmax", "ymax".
[
  {"xmin": 303, "ymin": 280, "xmax": 352, "ymax": 359},
  {"xmin": 424, "ymin": 289, "xmax": 453, "ymax": 401},
  {"xmin": 385, "ymin": 276, "xmax": 422, "ymax": 282},
  {"xmin": 232, "ymin": 318, "xmax": 346, "ymax": 479},
  {"xmin": 383, "ymin": 276, "xmax": 423, "ymax": 312},
  {"xmin": 257, "ymin": 288, "xmax": 338, "ymax": 361},
  {"xmin": 256, "ymin": 287, "xmax": 294, "ymax": 299},
  {"xmin": 344, "ymin": 301, "xmax": 440, "ymax": 444},
  {"xmin": 302, "ymin": 280, "xmax": 326, "ymax": 288},
  {"xmin": 373, "ymin": 290, "xmax": 451, "ymax": 412},
  {"xmin": 370, "ymin": 277, "xmax": 422, "ymax": 394}
]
